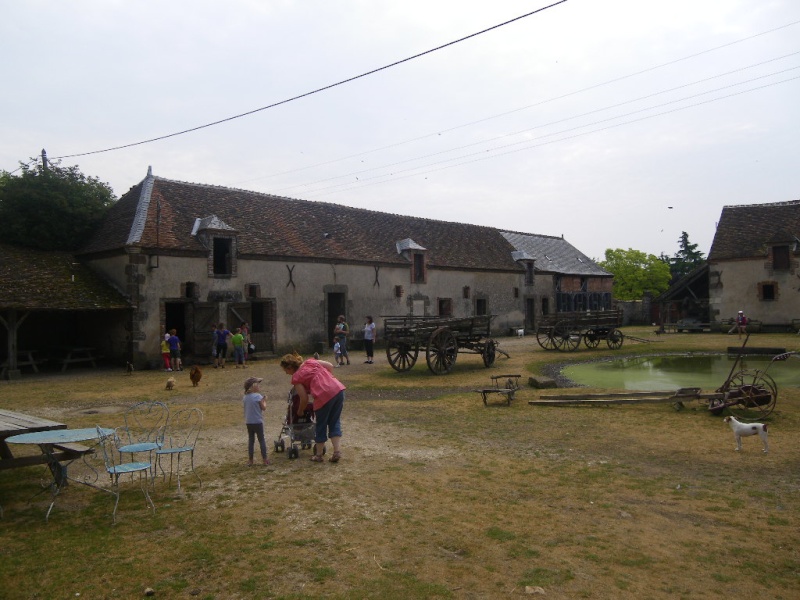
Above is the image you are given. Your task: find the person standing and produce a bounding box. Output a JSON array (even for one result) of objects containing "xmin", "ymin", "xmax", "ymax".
[
  {"xmin": 333, "ymin": 314, "xmax": 350, "ymax": 365},
  {"xmin": 167, "ymin": 329, "xmax": 183, "ymax": 372},
  {"xmin": 213, "ymin": 322, "xmax": 232, "ymax": 369},
  {"xmin": 240, "ymin": 321, "xmax": 251, "ymax": 361},
  {"xmin": 736, "ymin": 310, "xmax": 748, "ymax": 339},
  {"xmin": 363, "ymin": 316, "xmax": 377, "ymax": 364},
  {"xmin": 242, "ymin": 377, "xmax": 269, "ymax": 466},
  {"xmin": 280, "ymin": 352, "xmax": 345, "ymax": 463},
  {"xmin": 232, "ymin": 328, "xmax": 246, "ymax": 368},
  {"xmin": 160, "ymin": 336, "xmax": 172, "ymax": 371}
]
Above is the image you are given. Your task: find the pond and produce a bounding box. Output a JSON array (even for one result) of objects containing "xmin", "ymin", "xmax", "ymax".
[{"xmin": 562, "ymin": 354, "xmax": 800, "ymax": 391}]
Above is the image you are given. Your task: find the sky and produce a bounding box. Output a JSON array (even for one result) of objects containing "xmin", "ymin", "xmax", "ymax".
[{"xmin": 2, "ymin": 0, "xmax": 798, "ymax": 261}]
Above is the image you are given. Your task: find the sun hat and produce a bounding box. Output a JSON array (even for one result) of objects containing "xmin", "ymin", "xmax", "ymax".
[{"xmin": 244, "ymin": 376, "xmax": 263, "ymax": 391}]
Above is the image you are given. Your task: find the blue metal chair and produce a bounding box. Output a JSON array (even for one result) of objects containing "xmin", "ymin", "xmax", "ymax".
[
  {"xmin": 96, "ymin": 426, "xmax": 155, "ymax": 524},
  {"xmin": 156, "ymin": 408, "xmax": 203, "ymax": 492},
  {"xmin": 119, "ymin": 401, "xmax": 168, "ymax": 480}
]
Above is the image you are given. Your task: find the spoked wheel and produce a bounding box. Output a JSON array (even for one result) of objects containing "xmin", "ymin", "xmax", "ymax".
[
  {"xmin": 536, "ymin": 327, "xmax": 557, "ymax": 351},
  {"xmin": 386, "ymin": 339, "xmax": 419, "ymax": 372},
  {"xmin": 553, "ymin": 322, "xmax": 581, "ymax": 352},
  {"xmin": 482, "ymin": 339, "xmax": 497, "ymax": 367},
  {"xmin": 725, "ymin": 370, "xmax": 778, "ymax": 419},
  {"xmin": 583, "ymin": 329, "xmax": 601, "ymax": 349},
  {"xmin": 606, "ymin": 328, "xmax": 624, "ymax": 350},
  {"xmin": 426, "ymin": 327, "xmax": 458, "ymax": 374}
]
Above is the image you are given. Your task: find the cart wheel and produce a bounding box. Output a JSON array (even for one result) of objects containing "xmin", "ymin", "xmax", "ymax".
[
  {"xmin": 553, "ymin": 322, "xmax": 580, "ymax": 352},
  {"xmin": 583, "ymin": 329, "xmax": 601, "ymax": 349},
  {"xmin": 288, "ymin": 447, "xmax": 299, "ymax": 459},
  {"xmin": 606, "ymin": 328, "xmax": 624, "ymax": 350},
  {"xmin": 426, "ymin": 327, "xmax": 458, "ymax": 374},
  {"xmin": 726, "ymin": 370, "xmax": 778, "ymax": 419},
  {"xmin": 274, "ymin": 441, "xmax": 281, "ymax": 452},
  {"xmin": 536, "ymin": 327, "xmax": 557, "ymax": 351},
  {"xmin": 386, "ymin": 340, "xmax": 419, "ymax": 372},
  {"xmin": 278, "ymin": 439, "xmax": 285, "ymax": 452},
  {"xmin": 482, "ymin": 339, "xmax": 497, "ymax": 367}
]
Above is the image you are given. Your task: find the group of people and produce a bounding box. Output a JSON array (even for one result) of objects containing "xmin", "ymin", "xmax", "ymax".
[
  {"xmin": 243, "ymin": 352, "xmax": 346, "ymax": 466},
  {"xmin": 160, "ymin": 321, "xmax": 253, "ymax": 371},
  {"xmin": 333, "ymin": 315, "xmax": 377, "ymax": 366},
  {"xmin": 242, "ymin": 313, "xmax": 376, "ymax": 467},
  {"xmin": 212, "ymin": 321, "xmax": 252, "ymax": 369}
]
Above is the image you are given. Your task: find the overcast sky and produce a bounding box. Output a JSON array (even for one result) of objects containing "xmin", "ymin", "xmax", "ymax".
[{"xmin": 2, "ymin": 0, "xmax": 798, "ymax": 260}]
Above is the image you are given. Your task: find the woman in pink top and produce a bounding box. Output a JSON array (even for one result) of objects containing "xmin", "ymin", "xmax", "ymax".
[{"xmin": 280, "ymin": 352, "xmax": 346, "ymax": 463}]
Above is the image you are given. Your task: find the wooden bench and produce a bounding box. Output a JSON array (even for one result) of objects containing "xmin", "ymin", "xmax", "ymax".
[{"xmin": 476, "ymin": 374, "xmax": 522, "ymax": 406}]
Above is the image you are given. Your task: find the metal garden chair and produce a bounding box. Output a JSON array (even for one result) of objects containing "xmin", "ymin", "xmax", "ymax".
[
  {"xmin": 156, "ymin": 407, "xmax": 203, "ymax": 492},
  {"xmin": 96, "ymin": 426, "xmax": 156, "ymax": 524},
  {"xmin": 119, "ymin": 401, "xmax": 169, "ymax": 480}
]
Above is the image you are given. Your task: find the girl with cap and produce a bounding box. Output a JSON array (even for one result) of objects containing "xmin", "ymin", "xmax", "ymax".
[
  {"xmin": 243, "ymin": 376, "xmax": 269, "ymax": 466},
  {"xmin": 280, "ymin": 352, "xmax": 345, "ymax": 463}
]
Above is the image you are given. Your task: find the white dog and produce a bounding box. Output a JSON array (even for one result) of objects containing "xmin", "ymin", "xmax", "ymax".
[{"xmin": 723, "ymin": 416, "xmax": 768, "ymax": 453}]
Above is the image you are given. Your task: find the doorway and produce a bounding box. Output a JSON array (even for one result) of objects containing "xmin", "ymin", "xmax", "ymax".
[{"xmin": 327, "ymin": 292, "xmax": 346, "ymax": 346}]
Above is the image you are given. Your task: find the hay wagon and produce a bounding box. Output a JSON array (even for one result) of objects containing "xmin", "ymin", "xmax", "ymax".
[
  {"xmin": 535, "ymin": 309, "xmax": 624, "ymax": 352},
  {"xmin": 383, "ymin": 314, "xmax": 497, "ymax": 375}
]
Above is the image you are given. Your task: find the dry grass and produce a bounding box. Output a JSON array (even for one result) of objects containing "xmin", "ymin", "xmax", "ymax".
[{"xmin": 1, "ymin": 327, "xmax": 799, "ymax": 599}]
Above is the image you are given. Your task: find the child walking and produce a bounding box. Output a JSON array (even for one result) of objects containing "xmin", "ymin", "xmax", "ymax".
[
  {"xmin": 160, "ymin": 336, "xmax": 172, "ymax": 371},
  {"xmin": 333, "ymin": 340, "xmax": 343, "ymax": 367},
  {"xmin": 243, "ymin": 377, "xmax": 270, "ymax": 466},
  {"xmin": 232, "ymin": 327, "xmax": 247, "ymax": 368}
]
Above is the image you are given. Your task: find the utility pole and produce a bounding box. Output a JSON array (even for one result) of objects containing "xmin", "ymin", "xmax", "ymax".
[{"xmin": 41, "ymin": 148, "xmax": 48, "ymax": 172}]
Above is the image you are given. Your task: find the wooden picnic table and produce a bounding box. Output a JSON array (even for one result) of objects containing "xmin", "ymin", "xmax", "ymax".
[
  {"xmin": 0, "ymin": 409, "xmax": 92, "ymax": 472},
  {"xmin": 55, "ymin": 346, "xmax": 103, "ymax": 372},
  {"xmin": 0, "ymin": 350, "xmax": 47, "ymax": 379}
]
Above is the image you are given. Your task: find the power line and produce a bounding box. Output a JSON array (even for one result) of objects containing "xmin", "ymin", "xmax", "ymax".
[
  {"xmin": 271, "ymin": 53, "xmax": 800, "ymax": 194},
  {"xmin": 236, "ymin": 18, "xmax": 800, "ymax": 186},
  {"xmin": 302, "ymin": 74, "xmax": 800, "ymax": 197},
  {"xmin": 51, "ymin": 1, "xmax": 568, "ymax": 160}
]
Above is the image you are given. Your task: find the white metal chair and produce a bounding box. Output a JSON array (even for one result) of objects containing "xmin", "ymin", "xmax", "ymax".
[
  {"xmin": 156, "ymin": 408, "xmax": 203, "ymax": 492},
  {"xmin": 96, "ymin": 426, "xmax": 156, "ymax": 524}
]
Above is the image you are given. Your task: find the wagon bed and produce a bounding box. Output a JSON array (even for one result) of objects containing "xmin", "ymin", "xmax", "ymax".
[{"xmin": 383, "ymin": 314, "xmax": 497, "ymax": 374}]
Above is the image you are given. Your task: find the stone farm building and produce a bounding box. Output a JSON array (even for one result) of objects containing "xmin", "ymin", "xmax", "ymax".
[
  {"xmin": 708, "ymin": 199, "xmax": 800, "ymax": 331},
  {"xmin": 2, "ymin": 169, "xmax": 612, "ymax": 371}
]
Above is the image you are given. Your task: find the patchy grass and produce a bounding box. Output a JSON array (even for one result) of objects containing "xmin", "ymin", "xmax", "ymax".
[{"xmin": 1, "ymin": 327, "xmax": 799, "ymax": 598}]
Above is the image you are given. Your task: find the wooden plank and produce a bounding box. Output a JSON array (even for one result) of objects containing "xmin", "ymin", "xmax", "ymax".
[{"xmin": 528, "ymin": 397, "xmax": 684, "ymax": 406}]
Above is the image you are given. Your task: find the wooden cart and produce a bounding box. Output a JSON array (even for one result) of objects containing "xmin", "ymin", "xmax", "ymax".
[
  {"xmin": 383, "ymin": 314, "xmax": 497, "ymax": 375},
  {"xmin": 535, "ymin": 309, "xmax": 624, "ymax": 352}
]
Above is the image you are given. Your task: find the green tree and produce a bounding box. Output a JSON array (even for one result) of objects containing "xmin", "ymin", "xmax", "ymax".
[
  {"xmin": 670, "ymin": 231, "xmax": 705, "ymax": 280},
  {"xmin": 0, "ymin": 155, "xmax": 116, "ymax": 251},
  {"xmin": 599, "ymin": 248, "xmax": 672, "ymax": 301}
]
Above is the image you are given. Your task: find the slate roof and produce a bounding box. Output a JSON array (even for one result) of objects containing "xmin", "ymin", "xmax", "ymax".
[
  {"xmin": 499, "ymin": 231, "xmax": 611, "ymax": 277},
  {"xmin": 81, "ymin": 173, "xmax": 523, "ymax": 272},
  {"xmin": 708, "ymin": 200, "xmax": 800, "ymax": 261},
  {"xmin": 0, "ymin": 244, "xmax": 130, "ymax": 311}
]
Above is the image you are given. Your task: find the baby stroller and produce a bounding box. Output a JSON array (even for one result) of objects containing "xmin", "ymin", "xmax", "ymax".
[{"xmin": 273, "ymin": 388, "xmax": 316, "ymax": 459}]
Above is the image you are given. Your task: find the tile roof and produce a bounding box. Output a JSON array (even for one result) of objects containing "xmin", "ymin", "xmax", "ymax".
[
  {"xmin": 709, "ymin": 200, "xmax": 800, "ymax": 261},
  {"xmin": 499, "ymin": 231, "xmax": 611, "ymax": 276},
  {"xmin": 81, "ymin": 174, "xmax": 523, "ymax": 272},
  {"xmin": 0, "ymin": 244, "xmax": 130, "ymax": 311}
]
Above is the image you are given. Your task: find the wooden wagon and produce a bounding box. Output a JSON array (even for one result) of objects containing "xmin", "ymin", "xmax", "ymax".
[
  {"xmin": 535, "ymin": 309, "xmax": 624, "ymax": 352},
  {"xmin": 383, "ymin": 314, "xmax": 497, "ymax": 374}
]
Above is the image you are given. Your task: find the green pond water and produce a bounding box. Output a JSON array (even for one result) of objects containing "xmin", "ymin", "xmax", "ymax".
[{"xmin": 562, "ymin": 354, "xmax": 800, "ymax": 391}]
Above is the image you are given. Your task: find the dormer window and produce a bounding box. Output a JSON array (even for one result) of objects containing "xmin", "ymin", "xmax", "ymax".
[
  {"xmin": 213, "ymin": 237, "xmax": 233, "ymax": 275},
  {"xmin": 396, "ymin": 238, "xmax": 427, "ymax": 285},
  {"xmin": 192, "ymin": 215, "xmax": 238, "ymax": 279},
  {"xmin": 412, "ymin": 252, "xmax": 426, "ymax": 283}
]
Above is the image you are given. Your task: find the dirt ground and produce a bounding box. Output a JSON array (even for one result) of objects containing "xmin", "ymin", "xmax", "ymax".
[{"xmin": 2, "ymin": 332, "xmax": 799, "ymax": 599}]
